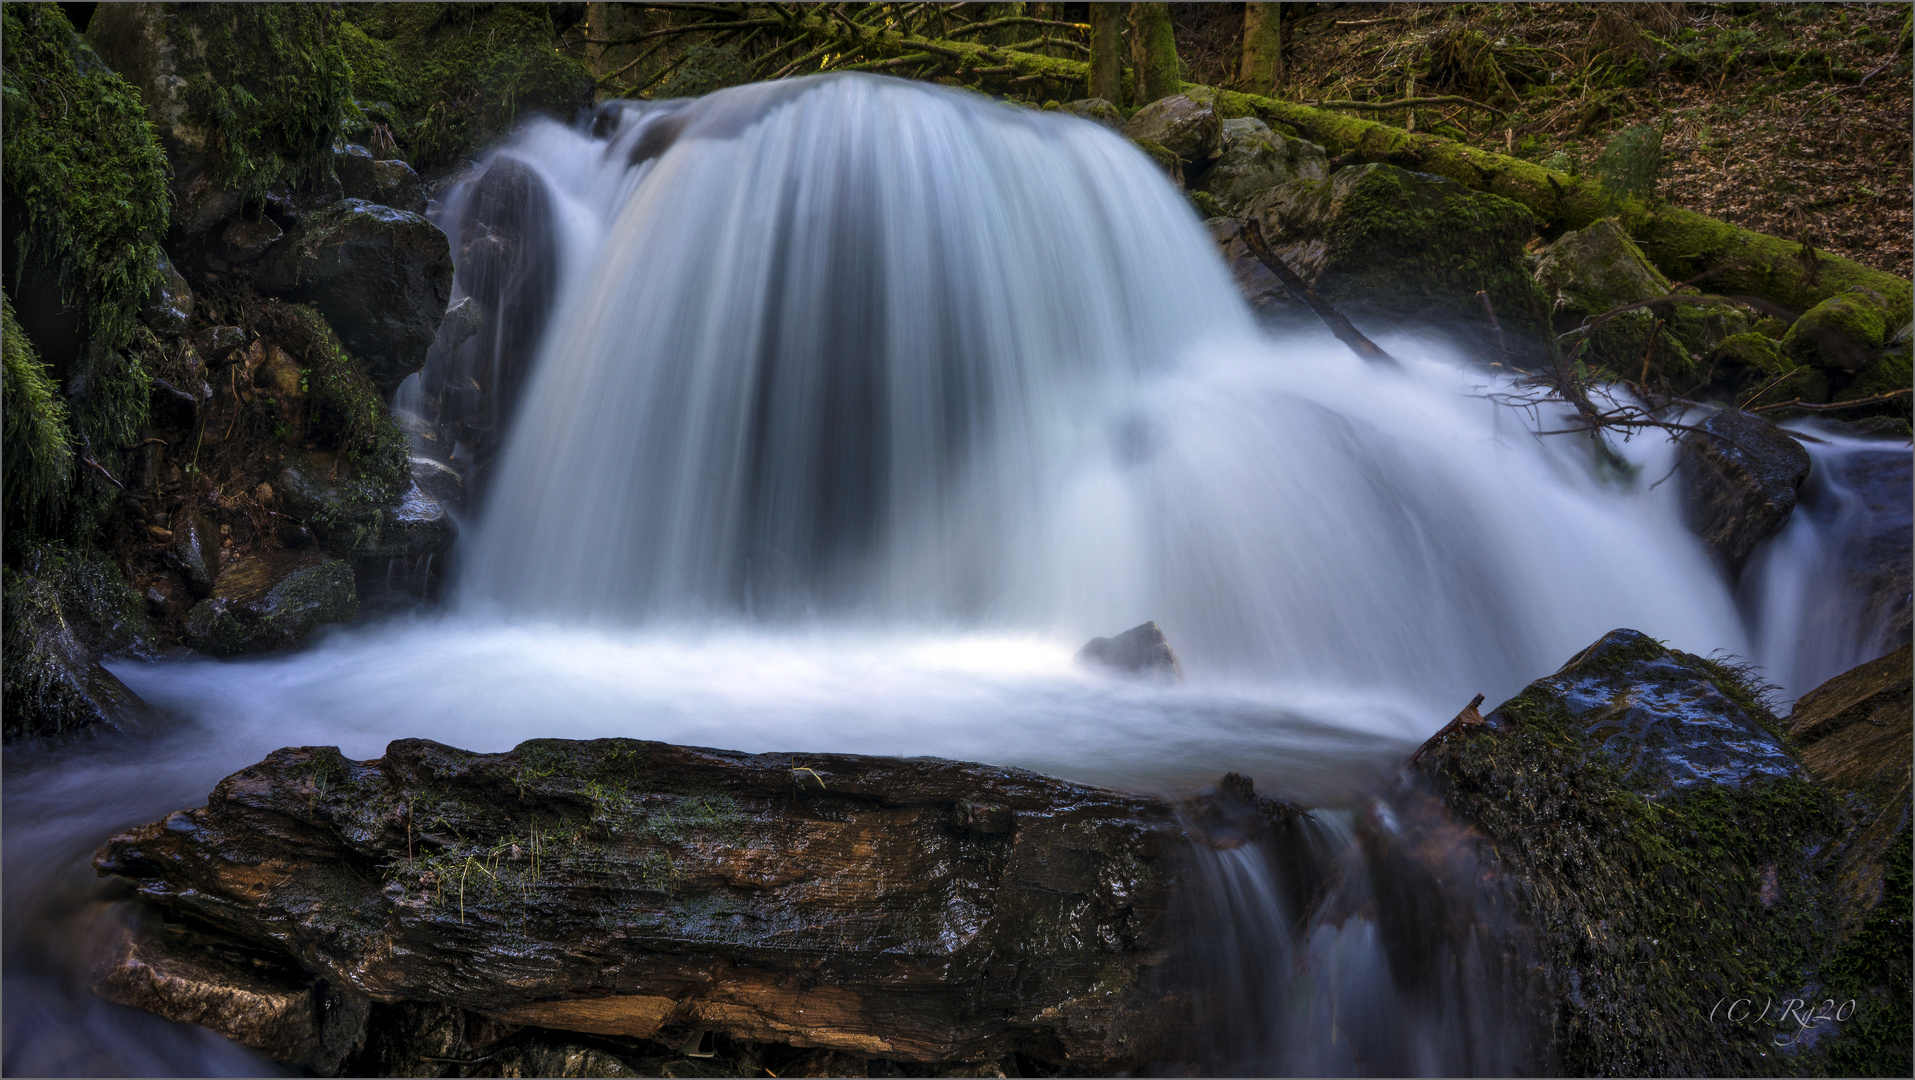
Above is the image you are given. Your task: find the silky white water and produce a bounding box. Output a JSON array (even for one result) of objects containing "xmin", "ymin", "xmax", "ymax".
[{"xmin": 5, "ymin": 74, "xmax": 1895, "ymax": 1075}]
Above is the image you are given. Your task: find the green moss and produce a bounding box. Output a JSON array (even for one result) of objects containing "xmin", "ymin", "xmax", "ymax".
[
  {"xmin": 1783, "ymin": 291, "xmax": 1895, "ymax": 370},
  {"xmin": 1832, "ymin": 343, "xmax": 1913, "ymax": 418},
  {"xmin": 179, "ymin": 5, "xmax": 354, "ymax": 196},
  {"xmin": 1, "ymin": 3, "xmax": 169, "ymax": 352},
  {"xmin": 261, "ymin": 302, "xmax": 409, "ymax": 501},
  {"xmin": 338, "ymin": 3, "xmax": 592, "ymax": 171},
  {"xmin": 2, "ymin": 539, "xmax": 151, "ymax": 740},
  {"xmin": 3, "ymin": 295, "xmax": 73, "ymax": 535},
  {"xmin": 1822, "ymin": 820, "xmax": 1913, "ymax": 1077}
]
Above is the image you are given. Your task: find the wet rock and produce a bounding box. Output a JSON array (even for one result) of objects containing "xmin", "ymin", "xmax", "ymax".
[
  {"xmin": 1533, "ymin": 217, "xmax": 1745, "ymax": 378},
  {"xmin": 139, "ymin": 250, "xmax": 194, "ymax": 336},
  {"xmin": 1205, "ymin": 216, "xmax": 1290, "ymax": 315},
  {"xmin": 371, "ymin": 159, "xmax": 429, "ymax": 215},
  {"xmin": 1077, "ymin": 621, "xmax": 1184, "ymax": 680},
  {"xmin": 1411, "ymin": 629, "xmax": 1854, "ymax": 1075},
  {"xmin": 217, "ymin": 213, "xmax": 283, "ymax": 261},
  {"xmin": 1241, "ymin": 163, "xmax": 1553, "ymax": 364},
  {"xmin": 169, "ymin": 510, "xmax": 220, "ymax": 597},
  {"xmin": 256, "ymin": 199, "xmax": 454, "ymax": 395},
  {"xmin": 95, "ymin": 738, "xmax": 1192, "ymax": 1071},
  {"xmin": 277, "ymin": 451, "xmax": 415, "ymax": 560},
  {"xmin": 183, "ymin": 551, "xmax": 357, "ymax": 655},
  {"xmin": 355, "ymin": 482, "xmax": 454, "ymax": 563},
  {"xmin": 1832, "ymin": 330, "xmax": 1912, "ymax": 413},
  {"xmin": 193, "ymin": 324, "xmax": 248, "ymax": 364},
  {"xmin": 1681, "ymin": 407, "xmax": 1811, "ymax": 577},
  {"xmin": 1121, "ymin": 91, "xmax": 1220, "ymax": 165},
  {"xmin": 1706, "ymin": 331, "xmax": 1827, "ymax": 404},
  {"xmin": 2, "ymin": 545, "xmax": 157, "ymax": 742},
  {"xmin": 432, "ymin": 294, "xmax": 483, "ymax": 355},
  {"xmin": 1194, "ymin": 118, "xmax": 1327, "ymax": 217},
  {"xmin": 91, "ymin": 923, "xmax": 367, "ymax": 1073},
  {"xmin": 408, "ymin": 457, "xmax": 465, "ymax": 513},
  {"xmin": 1059, "ymin": 97, "xmax": 1123, "ymax": 131},
  {"xmin": 1782, "ymin": 288, "xmax": 1893, "ymax": 372},
  {"xmin": 333, "ymin": 143, "xmax": 378, "ymax": 200}
]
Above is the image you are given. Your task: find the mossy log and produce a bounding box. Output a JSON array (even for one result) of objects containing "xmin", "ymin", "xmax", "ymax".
[{"xmin": 95, "ymin": 737, "xmax": 1199, "ymax": 1070}]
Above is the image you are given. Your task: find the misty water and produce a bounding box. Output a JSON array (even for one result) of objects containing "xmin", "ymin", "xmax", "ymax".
[{"xmin": 4, "ymin": 74, "xmax": 1903, "ymax": 1075}]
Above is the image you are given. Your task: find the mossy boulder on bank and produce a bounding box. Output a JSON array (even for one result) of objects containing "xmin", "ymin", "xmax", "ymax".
[
  {"xmin": 85, "ymin": 3, "xmax": 353, "ymax": 233},
  {"xmin": 1195, "ymin": 117, "xmax": 1328, "ymax": 217},
  {"xmin": 1412, "ymin": 628, "xmax": 1898, "ymax": 1075},
  {"xmin": 1121, "ymin": 91, "xmax": 1221, "ymax": 166},
  {"xmin": 1782, "ymin": 289, "xmax": 1898, "ymax": 373},
  {"xmin": 338, "ymin": 3, "xmax": 594, "ymax": 172},
  {"xmin": 183, "ymin": 551, "xmax": 358, "ymax": 656},
  {"xmin": 2, "ymin": 541, "xmax": 156, "ymax": 742},
  {"xmin": 1241, "ymin": 163, "xmax": 1554, "ymax": 364}
]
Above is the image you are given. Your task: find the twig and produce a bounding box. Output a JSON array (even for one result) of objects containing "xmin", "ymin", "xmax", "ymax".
[
  {"xmin": 1477, "ymin": 290, "xmax": 1509, "ymax": 358},
  {"xmin": 1750, "ymin": 389, "xmax": 1913, "ymax": 414},
  {"xmin": 80, "ymin": 455, "xmax": 126, "ymax": 490},
  {"xmin": 1241, "ymin": 218, "xmax": 1400, "ymax": 368}
]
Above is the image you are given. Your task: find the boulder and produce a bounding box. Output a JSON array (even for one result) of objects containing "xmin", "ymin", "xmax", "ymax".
[
  {"xmin": 1077, "ymin": 621, "xmax": 1184, "ymax": 680},
  {"xmin": 1058, "ymin": 97, "xmax": 1123, "ymax": 131},
  {"xmin": 1410, "ymin": 629, "xmax": 1864, "ymax": 1075},
  {"xmin": 1205, "ymin": 216, "xmax": 1290, "ymax": 315},
  {"xmin": 335, "ymin": 145, "xmax": 428, "ymax": 215},
  {"xmin": 1121, "ymin": 91, "xmax": 1220, "ymax": 165},
  {"xmin": 94, "ymin": 738, "xmax": 1194, "ymax": 1071},
  {"xmin": 256, "ymin": 199, "xmax": 453, "ymax": 395},
  {"xmin": 1706, "ymin": 331, "xmax": 1826, "ymax": 405},
  {"xmin": 1533, "ymin": 217, "xmax": 1747, "ymax": 379},
  {"xmin": 138, "ymin": 249, "xmax": 194, "ymax": 336},
  {"xmin": 353, "ymin": 482, "xmax": 455, "ymax": 563},
  {"xmin": 1831, "ymin": 329, "xmax": 1912, "ymax": 413},
  {"xmin": 91, "ymin": 923, "xmax": 368, "ymax": 1074},
  {"xmin": 333, "ymin": 144, "xmax": 378, "ymax": 201},
  {"xmin": 192, "ymin": 324, "xmax": 248, "ymax": 364},
  {"xmin": 1193, "ymin": 117, "xmax": 1327, "ymax": 217},
  {"xmin": 1240, "ymin": 164, "xmax": 1553, "ymax": 364},
  {"xmin": 277, "ymin": 450, "xmax": 420, "ymax": 561},
  {"xmin": 1, "ymin": 544, "xmax": 157, "ymax": 742},
  {"xmin": 183, "ymin": 551, "xmax": 357, "ymax": 655},
  {"xmin": 216, "ymin": 212, "xmax": 283, "ymax": 262},
  {"xmin": 408, "ymin": 456, "xmax": 465, "ymax": 513},
  {"xmin": 1680, "ymin": 407, "xmax": 1810, "ymax": 577},
  {"xmin": 1783, "ymin": 289, "xmax": 1894, "ymax": 372}
]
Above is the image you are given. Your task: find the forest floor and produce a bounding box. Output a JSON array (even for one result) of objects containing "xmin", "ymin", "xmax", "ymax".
[{"xmin": 1171, "ymin": 1, "xmax": 1913, "ymax": 278}]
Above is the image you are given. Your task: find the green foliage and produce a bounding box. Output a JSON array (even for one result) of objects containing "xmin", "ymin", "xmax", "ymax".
[
  {"xmin": 2, "ymin": 295, "xmax": 73, "ymax": 535},
  {"xmin": 261, "ymin": 303, "xmax": 409, "ymax": 501},
  {"xmin": 338, "ymin": 3, "xmax": 593, "ymax": 170},
  {"xmin": 1592, "ymin": 123, "xmax": 1666, "ymax": 203},
  {"xmin": 181, "ymin": 4, "xmax": 355, "ymax": 196},
  {"xmin": 655, "ymin": 42, "xmax": 752, "ymax": 99},
  {"xmin": 0, "ymin": 3, "xmax": 168, "ymax": 361}
]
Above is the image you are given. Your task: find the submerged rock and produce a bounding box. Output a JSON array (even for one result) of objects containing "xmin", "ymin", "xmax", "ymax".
[
  {"xmin": 1680, "ymin": 407, "xmax": 1811, "ymax": 577},
  {"xmin": 95, "ymin": 738, "xmax": 1193, "ymax": 1071},
  {"xmin": 183, "ymin": 551, "xmax": 357, "ymax": 655},
  {"xmin": 1077, "ymin": 621, "xmax": 1184, "ymax": 680},
  {"xmin": 1240, "ymin": 163, "xmax": 1553, "ymax": 364},
  {"xmin": 256, "ymin": 199, "xmax": 453, "ymax": 395},
  {"xmin": 1411, "ymin": 629, "xmax": 1874, "ymax": 1075}
]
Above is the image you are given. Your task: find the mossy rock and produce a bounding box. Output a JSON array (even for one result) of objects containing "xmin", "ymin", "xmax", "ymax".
[
  {"xmin": 183, "ymin": 551, "xmax": 358, "ymax": 656},
  {"xmin": 1120, "ymin": 91, "xmax": 1220, "ymax": 164},
  {"xmin": 1128, "ymin": 136, "xmax": 1182, "ymax": 184},
  {"xmin": 2, "ymin": 541, "xmax": 156, "ymax": 742},
  {"xmin": 85, "ymin": 4, "xmax": 353, "ymax": 227},
  {"xmin": 1783, "ymin": 290, "xmax": 1895, "ymax": 372},
  {"xmin": 254, "ymin": 302, "xmax": 410, "ymax": 493},
  {"xmin": 1414, "ymin": 628, "xmax": 1872, "ymax": 1075},
  {"xmin": 1195, "ymin": 117, "xmax": 1328, "ymax": 217},
  {"xmin": 1059, "ymin": 97, "xmax": 1123, "ymax": 131},
  {"xmin": 1832, "ymin": 338, "xmax": 1913, "ymax": 419},
  {"xmin": 1245, "ymin": 163, "xmax": 1554, "ymax": 364},
  {"xmin": 338, "ymin": 3, "xmax": 593, "ymax": 172},
  {"xmin": 1708, "ymin": 331, "xmax": 1828, "ymax": 405}
]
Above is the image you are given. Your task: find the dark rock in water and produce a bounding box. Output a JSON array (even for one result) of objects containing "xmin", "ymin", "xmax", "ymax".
[
  {"xmin": 91, "ymin": 922, "xmax": 367, "ymax": 1074},
  {"xmin": 1788, "ymin": 644, "xmax": 1913, "ymax": 943},
  {"xmin": 408, "ymin": 456, "xmax": 465, "ymax": 514},
  {"xmin": 355, "ymin": 482, "xmax": 454, "ymax": 563},
  {"xmin": 94, "ymin": 738, "xmax": 1192, "ymax": 1071},
  {"xmin": 1239, "ymin": 164, "xmax": 1554, "ymax": 365},
  {"xmin": 432, "ymin": 294, "xmax": 483, "ymax": 355},
  {"xmin": 1121, "ymin": 90, "xmax": 1221, "ymax": 165},
  {"xmin": 1077, "ymin": 621, "xmax": 1183, "ymax": 680},
  {"xmin": 1411, "ymin": 628, "xmax": 1889, "ymax": 1076},
  {"xmin": 1681, "ymin": 407, "xmax": 1811, "ymax": 577},
  {"xmin": 1059, "ymin": 97, "xmax": 1123, "ymax": 131},
  {"xmin": 1193, "ymin": 117, "xmax": 1327, "ymax": 218},
  {"xmin": 256, "ymin": 199, "xmax": 454, "ymax": 395},
  {"xmin": 169, "ymin": 510, "xmax": 220, "ymax": 597},
  {"xmin": 139, "ymin": 249, "xmax": 194, "ymax": 336},
  {"xmin": 2, "ymin": 545, "xmax": 157, "ymax": 742},
  {"xmin": 183, "ymin": 551, "xmax": 357, "ymax": 655},
  {"xmin": 277, "ymin": 450, "xmax": 437, "ymax": 563}
]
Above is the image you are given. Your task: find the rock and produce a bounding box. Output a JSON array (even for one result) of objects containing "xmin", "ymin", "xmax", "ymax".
[
  {"xmin": 1194, "ymin": 117, "xmax": 1327, "ymax": 217},
  {"xmin": 1680, "ymin": 407, "xmax": 1811, "ymax": 577},
  {"xmin": 1, "ymin": 544, "xmax": 157, "ymax": 742},
  {"xmin": 1832, "ymin": 331, "xmax": 1912, "ymax": 412},
  {"xmin": 183, "ymin": 551, "xmax": 357, "ymax": 655},
  {"xmin": 138, "ymin": 249, "xmax": 194, "ymax": 336},
  {"xmin": 408, "ymin": 456, "xmax": 465, "ymax": 514},
  {"xmin": 91, "ymin": 923, "xmax": 367, "ymax": 1073},
  {"xmin": 355, "ymin": 482, "xmax": 455, "ymax": 563},
  {"xmin": 1241, "ymin": 164, "xmax": 1554, "ymax": 364},
  {"xmin": 1205, "ymin": 216, "xmax": 1290, "ymax": 315},
  {"xmin": 1077, "ymin": 621, "xmax": 1184, "ymax": 680},
  {"xmin": 1782, "ymin": 289, "xmax": 1893, "ymax": 372},
  {"xmin": 277, "ymin": 451, "xmax": 416, "ymax": 560},
  {"xmin": 1706, "ymin": 331, "xmax": 1827, "ymax": 404},
  {"xmin": 256, "ymin": 199, "xmax": 454, "ymax": 395},
  {"xmin": 217, "ymin": 213, "xmax": 282, "ymax": 261},
  {"xmin": 1120, "ymin": 91, "xmax": 1220, "ymax": 165},
  {"xmin": 169, "ymin": 510, "xmax": 220, "ymax": 597},
  {"xmin": 1533, "ymin": 217, "xmax": 1746, "ymax": 379},
  {"xmin": 192, "ymin": 324, "xmax": 248, "ymax": 364},
  {"xmin": 333, "ymin": 143, "xmax": 378, "ymax": 201},
  {"xmin": 1411, "ymin": 629, "xmax": 1858, "ymax": 1075},
  {"xmin": 1059, "ymin": 97, "xmax": 1123, "ymax": 131},
  {"xmin": 371, "ymin": 159, "xmax": 429, "ymax": 215},
  {"xmin": 95, "ymin": 738, "xmax": 1193, "ymax": 1071},
  {"xmin": 432, "ymin": 294, "xmax": 483, "ymax": 355}
]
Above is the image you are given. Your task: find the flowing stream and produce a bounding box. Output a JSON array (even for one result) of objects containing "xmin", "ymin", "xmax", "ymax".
[{"xmin": 4, "ymin": 74, "xmax": 1902, "ymax": 1075}]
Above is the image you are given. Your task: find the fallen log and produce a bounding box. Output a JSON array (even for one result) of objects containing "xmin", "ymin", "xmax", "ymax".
[{"xmin": 94, "ymin": 737, "xmax": 1205, "ymax": 1071}]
